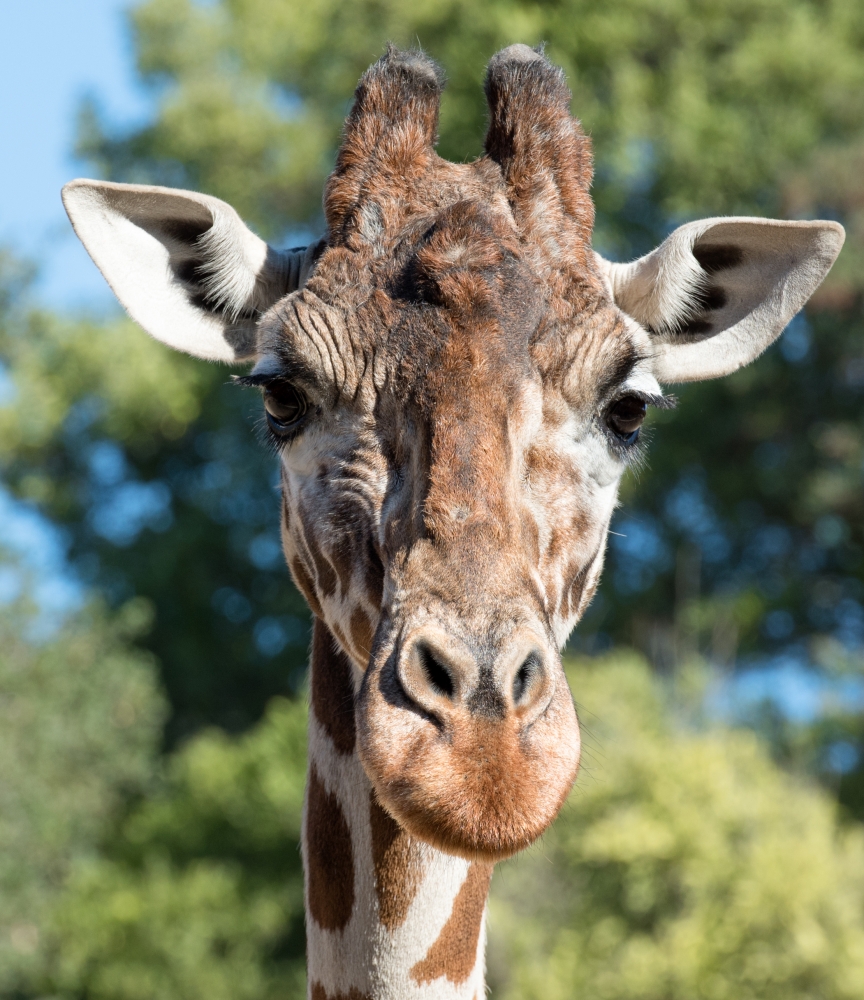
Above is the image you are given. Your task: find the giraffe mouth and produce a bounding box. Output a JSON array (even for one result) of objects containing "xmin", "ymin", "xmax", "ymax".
[{"xmin": 356, "ymin": 631, "xmax": 581, "ymax": 861}]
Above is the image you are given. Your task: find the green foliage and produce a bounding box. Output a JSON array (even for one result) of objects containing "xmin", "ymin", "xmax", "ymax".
[
  {"xmin": 3, "ymin": 2, "xmax": 864, "ymax": 995},
  {"xmin": 25, "ymin": 655, "xmax": 864, "ymax": 1000},
  {"xmin": 0, "ymin": 309, "xmax": 209, "ymax": 500},
  {"xmin": 786, "ymin": 139, "xmax": 864, "ymax": 309},
  {"xmin": 0, "ymin": 597, "xmax": 165, "ymax": 996},
  {"xmin": 83, "ymin": 0, "xmax": 864, "ymax": 251},
  {"xmin": 46, "ymin": 697, "xmax": 308, "ymax": 1000},
  {"xmin": 0, "ymin": 254, "xmax": 311, "ymax": 744},
  {"xmin": 489, "ymin": 654, "xmax": 864, "ymax": 999},
  {"xmin": 51, "ymin": 859, "xmax": 296, "ymax": 1000}
]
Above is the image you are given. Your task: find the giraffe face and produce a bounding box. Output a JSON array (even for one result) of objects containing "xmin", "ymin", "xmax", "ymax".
[
  {"xmin": 64, "ymin": 44, "xmax": 842, "ymax": 866},
  {"xmin": 251, "ymin": 46, "xmax": 666, "ymax": 860}
]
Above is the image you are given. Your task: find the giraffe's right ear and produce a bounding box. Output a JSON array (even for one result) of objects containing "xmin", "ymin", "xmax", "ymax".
[{"xmin": 62, "ymin": 179, "xmax": 322, "ymax": 363}]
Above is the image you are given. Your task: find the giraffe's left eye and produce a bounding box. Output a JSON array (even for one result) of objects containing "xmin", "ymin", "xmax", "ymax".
[
  {"xmin": 264, "ymin": 383, "xmax": 309, "ymax": 437},
  {"xmin": 606, "ymin": 395, "xmax": 647, "ymax": 443}
]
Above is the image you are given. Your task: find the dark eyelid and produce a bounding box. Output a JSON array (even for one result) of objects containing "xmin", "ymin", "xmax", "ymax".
[{"xmin": 594, "ymin": 347, "xmax": 642, "ymax": 402}]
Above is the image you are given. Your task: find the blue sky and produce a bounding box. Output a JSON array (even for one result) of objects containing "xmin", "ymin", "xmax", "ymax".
[
  {"xmin": 0, "ymin": 0, "xmax": 149, "ymax": 310},
  {"xmin": 0, "ymin": 1, "xmax": 151, "ymax": 623}
]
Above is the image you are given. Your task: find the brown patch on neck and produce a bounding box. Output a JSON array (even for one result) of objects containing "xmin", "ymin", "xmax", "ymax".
[
  {"xmin": 306, "ymin": 765, "xmax": 355, "ymax": 931},
  {"xmin": 289, "ymin": 556, "xmax": 324, "ymax": 619},
  {"xmin": 350, "ymin": 606, "xmax": 374, "ymax": 663},
  {"xmin": 310, "ymin": 984, "xmax": 371, "ymax": 1000},
  {"xmin": 410, "ymin": 862, "xmax": 493, "ymax": 986},
  {"xmin": 311, "ymin": 618, "xmax": 356, "ymax": 755},
  {"xmin": 369, "ymin": 792, "xmax": 425, "ymax": 930},
  {"xmin": 311, "ymin": 545, "xmax": 339, "ymax": 599},
  {"xmin": 328, "ymin": 531, "xmax": 359, "ymax": 602}
]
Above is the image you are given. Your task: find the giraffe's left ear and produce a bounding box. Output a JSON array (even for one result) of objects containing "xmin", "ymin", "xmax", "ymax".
[{"xmin": 596, "ymin": 217, "xmax": 845, "ymax": 383}]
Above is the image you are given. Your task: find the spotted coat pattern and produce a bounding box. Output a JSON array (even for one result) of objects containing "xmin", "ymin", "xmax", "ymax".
[
  {"xmin": 61, "ymin": 38, "xmax": 845, "ymax": 1000},
  {"xmin": 272, "ymin": 43, "xmax": 663, "ymax": 1000}
]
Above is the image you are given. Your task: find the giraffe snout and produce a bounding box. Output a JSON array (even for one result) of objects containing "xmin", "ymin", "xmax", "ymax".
[{"xmin": 357, "ymin": 618, "xmax": 581, "ymax": 861}]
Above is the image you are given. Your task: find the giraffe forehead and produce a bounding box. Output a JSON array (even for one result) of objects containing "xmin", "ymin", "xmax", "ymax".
[
  {"xmin": 396, "ymin": 197, "xmax": 522, "ymax": 292},
  {"xmin": 334, "ymin": 198, "xmax": 551, "ymax": 442},
  {"xmin": 378, "ymin": 289, "xmax": 543, "ymax": 484},
  {"xmin": 259, "ymin": 154, "xmax": 626, "ymax": 411},
  {"xmin": 346, "ymin": 185, "xmax": 541, "ymax": 332}
]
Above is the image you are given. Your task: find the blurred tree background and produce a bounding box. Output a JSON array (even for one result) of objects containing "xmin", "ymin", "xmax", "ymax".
[{"xmin": 3, "ymin": 0, "xmax": 864, "ymax": 996}]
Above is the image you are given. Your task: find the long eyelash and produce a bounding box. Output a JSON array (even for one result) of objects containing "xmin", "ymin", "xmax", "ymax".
[
  {"xmin": 609, "ymin": 389, "xmax": 678, "ymax": 410},
  {"xmin": 601, "ymin": 423, "xmax": 647, "ymax": 467},
  {"xmin": 622, "ymin": 428, "xmax": 651, "ymax": 473},
  {"xmin": 252, "ymin": 412, "xmax": 285, "ymax": 454},
  {"xmin": 640, "ymin": 392, "xmax": 678, "ymax": 410},
  {"xmin": 243, "ymin": 387, "xmax": 306, "ymax": 456},
  {"xmin": 235, "ymin": 374, "xmax": 311, "ymax": 453},
  {"xmin": 255, "ymin": 413, "xmax": 310, "ymax": 455},
  {"xmin": 232, "ymin": 375, "xmax": 282, "ymax": 452},
  {"xmin": 232, "ymin": 373, "xmax": 280, "ymax": 388}
]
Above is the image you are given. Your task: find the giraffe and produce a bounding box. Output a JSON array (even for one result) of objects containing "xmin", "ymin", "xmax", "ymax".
[{"xmin": 62, "ymin": 44, "xmax": 843, "ymax": 1000}]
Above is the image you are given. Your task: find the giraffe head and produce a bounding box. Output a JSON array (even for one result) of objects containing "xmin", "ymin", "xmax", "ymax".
[{"xmin": 63, "ymin": 45, "xmax": 843, "ymax": 862}]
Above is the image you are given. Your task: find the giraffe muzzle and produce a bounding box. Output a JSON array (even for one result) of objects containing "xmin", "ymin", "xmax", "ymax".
[{"xmin": 356, "ymin": 620, "xmax": 581, "ymax": 861}]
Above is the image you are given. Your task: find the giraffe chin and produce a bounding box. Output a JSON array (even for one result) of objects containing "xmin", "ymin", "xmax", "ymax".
[{"xmin": 356, "ymin": 675, "xmax": 581, "ymax": 862}]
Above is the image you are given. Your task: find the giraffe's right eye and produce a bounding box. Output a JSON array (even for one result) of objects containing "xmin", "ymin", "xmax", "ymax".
[
  {"xmin": 605, "ymin": 394, "xmax": 647, "ymax": 444},
  {"xmin": 263, "ymin": 383, "xmax": 309, "ymax": 438}
]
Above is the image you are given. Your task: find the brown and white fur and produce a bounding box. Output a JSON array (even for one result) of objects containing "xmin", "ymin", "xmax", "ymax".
[{"xmin": 62, "ymin": 43, "xmax": 844, "ymax": 1000}]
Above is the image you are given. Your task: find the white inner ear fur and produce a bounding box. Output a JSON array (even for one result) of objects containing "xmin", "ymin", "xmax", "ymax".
[
  {"xmin": 62, "ymin": 178, "xmax": 320, "ymax": 363},
  {"xmin": 596, "ymin": 217, "xmax": 845, "ymax": 384}
]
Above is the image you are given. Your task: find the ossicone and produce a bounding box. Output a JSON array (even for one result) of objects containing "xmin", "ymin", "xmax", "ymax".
[
  {"xmin": 324, "ymin": 46, "xmax": 445, "ymax": 242},
  {"xmin": 483, "ymin": 43, "xmax": 593, "ymax": 234}
]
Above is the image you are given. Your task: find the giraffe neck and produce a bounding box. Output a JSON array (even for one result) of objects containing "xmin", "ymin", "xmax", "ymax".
[{"xmin": 304, "ymin": 620, "xmax": 492, "ymax": 1000}]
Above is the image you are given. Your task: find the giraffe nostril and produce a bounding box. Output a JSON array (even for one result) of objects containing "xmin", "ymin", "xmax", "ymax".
[
  {"xmin": 512, "ymin": 652, "xmax": 542, "ymax": 705},
  {"xmin": 395, "ymin": 635, "xmax": 467, "ymax": 720},
  {"xmin": 419, "ymin": 644, "xmax": 455, "ymax": 699},
  {"xmin": 396, "ymin": 630, "xmax": 552, "ymax": 722}
]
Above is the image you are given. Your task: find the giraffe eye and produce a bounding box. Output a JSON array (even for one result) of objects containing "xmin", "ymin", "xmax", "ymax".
[
  {"xmin": 606, "ymin": 395, "xmax": 647, "ymax": 443},
  {"xmin": 263, "ymin": 383, "xmax": 309, "ymax": 437}
]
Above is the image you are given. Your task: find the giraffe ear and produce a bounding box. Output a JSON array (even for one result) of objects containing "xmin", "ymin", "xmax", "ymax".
[
  {"xmin": 597, "ymin": 217, "xmax": 845, "ymax": 383},
  {"xmin": 62, "ymin": 179, "xmax": 322, "ymax": 363}
]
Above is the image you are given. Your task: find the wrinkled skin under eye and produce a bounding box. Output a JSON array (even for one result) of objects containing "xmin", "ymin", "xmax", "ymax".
[
  {"xmin": 263, "ymin": 382, "xmax": 309, "ymax": 439},
  {"xmin": 606, "ymin": 394, "xmax": 647, "ymax": 444}
]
